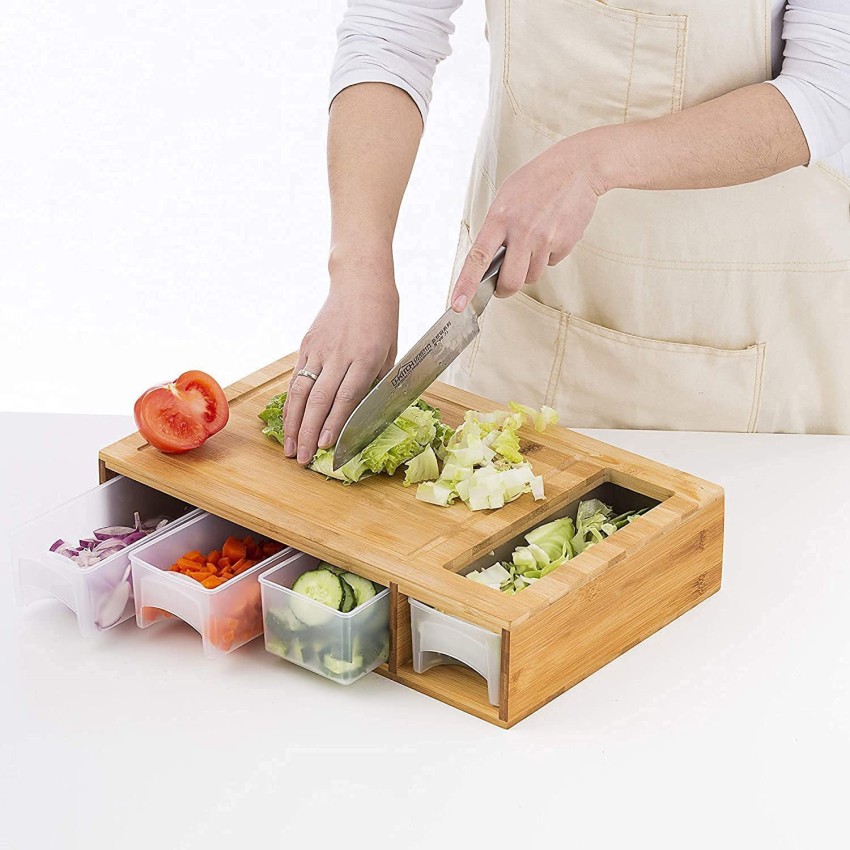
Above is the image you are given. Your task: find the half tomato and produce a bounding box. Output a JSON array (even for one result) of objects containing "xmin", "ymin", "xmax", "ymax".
[{"xmin": 134, "ymin": 370, "xmax": 229, "ymax": 453}]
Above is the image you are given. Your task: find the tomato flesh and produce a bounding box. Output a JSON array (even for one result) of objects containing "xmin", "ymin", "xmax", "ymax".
[{"xmin": 134, "ymin": 370, "xmax": 229, "ymax": 453}]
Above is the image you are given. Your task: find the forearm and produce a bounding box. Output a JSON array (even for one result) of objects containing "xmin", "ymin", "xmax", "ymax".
[
  {"xmin": 585, "ymin": 83, "xmax": 810, "ymax": 194},
  {"xmin": 327, "ymin": 83, "xmax": 423, "ymax": 282}
]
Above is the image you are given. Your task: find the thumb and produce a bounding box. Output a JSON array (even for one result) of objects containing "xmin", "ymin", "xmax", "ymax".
[{"xmin": 451, "ymin": 225, "xmax": 504, "ymax": 312}]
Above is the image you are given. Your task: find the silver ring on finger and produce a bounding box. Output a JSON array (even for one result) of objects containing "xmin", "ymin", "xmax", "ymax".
[{"xmin": 296, "ymin": 368, "xmax": 320, "ymax": 382}]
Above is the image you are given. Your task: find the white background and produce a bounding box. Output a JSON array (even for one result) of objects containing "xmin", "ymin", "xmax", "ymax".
[{"xmin": 0, "ymin": 0, "xmax": 488, "ymax": 413}]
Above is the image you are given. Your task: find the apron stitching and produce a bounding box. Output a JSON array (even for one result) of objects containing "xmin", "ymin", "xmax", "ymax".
[
  {"xmin": 479, "ymin": 164, "xmax": 497, "ymax": 194},
  {"xmin": 623, "ymin": 15, "xmax": 640, "ymax": 124},
  {"xmin": 671, "ymin": 23, "xmax": 680, "ymax": 114},
  {"xmin": 569, "ymin": 313, "xmax": 768, "ymax": 358},
  {"xmin": 575, "ymin": 241, "xmax": 850, "ymax": 272},
  {"xmin": 563, "ymin": 0, "xmax": 683, "ymax": 28},
  {"xmin": 748, "ymin": 343, "xmax": 767, "ymax": 432},
  {"xmin": 502, "ymin": 0, "xmax": 562, "ymax": 141},
  {"xmin": 456, "ymin": 221, "xmax": 481, "ymax": 376},
  {"xmin": 815, "ymin": 162, "xmax": 850, "ymax": 192},
  {"xmin": 763, "ymin": 0, "xmax": 771, "ymax": 80},
  {"xmin": 501, "ymin": 0, "xmax": 682, "ymax": 142},
  {"xmin": 546, "ymin": 311, "xmax": 570, "ymax": 407},
  {"xmin": 673, "ymin": 18, "xmax": 687, "ymax": 113}
]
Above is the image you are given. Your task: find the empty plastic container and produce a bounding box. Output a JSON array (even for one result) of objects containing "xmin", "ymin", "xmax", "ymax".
[
  {"xmin": 409, "ymin": 599, "xmax": 502, "ymax": 706},
  {"xmin": 130, "ymin": 512, "xmax": 291, "ymax": 657},
  {"xmin": 10, "ymin": 475, "xmax": 197, "ymax": 637},
  {"xmin": 260, "ymin": 552, "xmax": 390, "ymax": 684}
]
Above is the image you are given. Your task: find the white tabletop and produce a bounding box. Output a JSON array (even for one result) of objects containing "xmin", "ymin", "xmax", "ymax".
[{"xmin": 2, "ymin": 413, "xmax": 848, "ymax": 848}]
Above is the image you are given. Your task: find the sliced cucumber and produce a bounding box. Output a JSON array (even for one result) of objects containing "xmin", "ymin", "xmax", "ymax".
[
  {"xmin": 289, "ymin": 638, "xmax": 305, "ymax": 665},
  {"xmin": 340, "ymin": 572, "xmax": 377, "ymax": 608},
  {"xmin": 266, "ymin": 635, "xmax": 288, "ymax": 657},
  {"xmin": 323, "ymin": 653, "xmax": 364, "ymax": 677},
  {"xmin": 355, "ymin": 631, "xmax": 390, "ymax": 668},
  {"xmin": 340, "ymin": 578, "xmax": 356, "ymax": 613},
  {"xmin": 318, "ymin": 561, "xmax": 344, "ymax": 575},
  {"xmin": 267, "ymin": 606, "xmax": 303, "ymax": 636},
  {"xmin": 291, "ymin": 569, "xmax": 344, "ymax": 625}
]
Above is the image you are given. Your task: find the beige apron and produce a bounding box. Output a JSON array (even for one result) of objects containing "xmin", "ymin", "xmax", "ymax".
[{"xmin": 446, "ymin": 0, "xmax": 850, "ymax": 434}]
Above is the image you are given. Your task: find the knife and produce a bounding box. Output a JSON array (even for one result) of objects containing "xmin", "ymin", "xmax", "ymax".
[{"xmin": 332, "ymin": 246, "xmax": 506, "ymax": 470}]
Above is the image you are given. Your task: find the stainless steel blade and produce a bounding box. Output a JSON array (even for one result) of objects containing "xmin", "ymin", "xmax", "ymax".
[{"xmin": 332, "ymin": 247, "xmax": 505, "ymax": 470}]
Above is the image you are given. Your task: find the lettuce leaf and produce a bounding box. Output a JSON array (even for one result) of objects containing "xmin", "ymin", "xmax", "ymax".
[
  {"xmin": 259, "ymin": 391, "xmax": 448, "ymax": 484},
  {"xmin": 403, "ymin": 445, "xmax": 440, "ymax": 487},
  {"xmin": 257, "ymin": 392, "xmax": 286, "ymax": 445},
  {"xmin": 465, "ymin": 499, "xmax": 643, "ymax": 593}
]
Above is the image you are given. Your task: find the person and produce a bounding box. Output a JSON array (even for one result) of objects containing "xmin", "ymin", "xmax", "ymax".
[{"xmin": 282, "ymin": 0, "xmax": 850, "ymax": 465}]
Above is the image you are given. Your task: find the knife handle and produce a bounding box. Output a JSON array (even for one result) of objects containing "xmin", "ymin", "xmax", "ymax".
[{"xmin": 470, "ymin": 246, "xmax": 506, "ymax": 317}]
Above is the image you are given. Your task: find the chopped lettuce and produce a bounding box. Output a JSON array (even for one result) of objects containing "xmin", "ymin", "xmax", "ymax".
[
  {"xmin": 259, "ymin": 391, "xmax": 556, "ymax": 514},
  {"xmin": 259, "ymin": 391, "xmax": 451, "ymax": 484},
  {"xmin": 465, "ymin": 499, "xmax": 647, "ymax": 593},
  {"xmin": 414, "ymin": 403, "xmax": 553, "ymax": 511},
  {"xmin": 258, "ymin": 393, "xmax": 287, "ymax": 445},
  {"xmin": 508, "ymin": 401, "xmax": 559, "ymax": 432},
  {"xmin": 403, "ymin": 445, "xmax": 439, "ymax": 487},
  {"xmin": 309, "ymin": 447, "xmax": 372, "ymax": 484}
]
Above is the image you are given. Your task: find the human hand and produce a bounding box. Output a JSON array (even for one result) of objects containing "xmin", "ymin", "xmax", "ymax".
[
  {"xmin": 283, "ymin": 254, "xmax": 399, "ymax": 464},
  {"xmin": 450, "ymin": 137, "xmax": 606, "ymax": 310}
]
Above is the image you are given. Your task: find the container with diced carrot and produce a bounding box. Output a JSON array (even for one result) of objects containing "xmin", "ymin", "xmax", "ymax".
[{"xmin": 129, "ymin": 513, "xmax": 291, "ymax": 657}]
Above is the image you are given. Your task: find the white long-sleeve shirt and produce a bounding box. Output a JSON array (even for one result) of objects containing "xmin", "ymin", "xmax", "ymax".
[{"xmin": 330, "ymin": 0, "xmax": 850, "ymax": 175}]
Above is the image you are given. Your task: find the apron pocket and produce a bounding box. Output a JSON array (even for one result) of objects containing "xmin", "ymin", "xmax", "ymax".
[
  {"xmin": 557, "ymin": 314, "xmax": 766, "ymax": 432},
  {"xmin": 504, "ymin": 0, "xmax": 688, "ymax": 139},
  {"xmin": 462, "ymin": 290, "xmax": 565, "ymax": 407}
]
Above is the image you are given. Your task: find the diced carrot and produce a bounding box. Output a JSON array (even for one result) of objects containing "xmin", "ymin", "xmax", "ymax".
[
  {"xmin": 222, "ymin": 536, "xmax": 246, "ymax": 561},
  {"xmin": 207, "ymin": 549, "xmax": 221, "ymax": 563},
  {"xmin": 234, "ymin": 559, "xmax": 254, "ymax": 575},
  {"xmin": 218, "ymin": 557, "xmax": 231, "ymax": 570},
  {"xmin": 202, "ymin": 576, "xmax": 226, "ymax": 589}
]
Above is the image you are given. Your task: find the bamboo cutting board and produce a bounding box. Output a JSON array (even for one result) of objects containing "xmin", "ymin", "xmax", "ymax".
[{"xmin": 100, "ymin": 354, "xmax": 725, "ymax": 726}]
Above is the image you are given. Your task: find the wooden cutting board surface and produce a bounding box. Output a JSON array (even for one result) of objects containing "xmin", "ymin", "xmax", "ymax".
[{"xmin": 99, "ymin": 354, "xmax": 721, "ymax": 629}]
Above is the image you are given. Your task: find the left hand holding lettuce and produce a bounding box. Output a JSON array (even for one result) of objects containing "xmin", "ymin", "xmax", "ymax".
[{"xmin": 259, "ymin": 393, "xmax": 558, "ymax": 512}]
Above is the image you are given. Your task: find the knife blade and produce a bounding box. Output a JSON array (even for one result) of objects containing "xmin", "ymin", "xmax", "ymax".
[{"xmin": 332, "ymin": 246, "xmax": 505, "ymax": 470}]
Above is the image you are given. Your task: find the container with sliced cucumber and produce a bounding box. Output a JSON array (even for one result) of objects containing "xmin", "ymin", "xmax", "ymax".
[{"xmin": 260, "ymin": 554, "xmax": 391, "ymax": 685}]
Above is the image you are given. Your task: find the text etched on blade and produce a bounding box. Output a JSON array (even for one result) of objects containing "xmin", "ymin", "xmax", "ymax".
[{"xmin": 391, "ymin": 319, "xmax": 453, "ymax": 389}]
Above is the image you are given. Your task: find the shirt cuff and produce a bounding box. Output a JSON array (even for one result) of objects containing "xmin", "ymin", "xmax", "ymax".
[
  {"xmin": 767, "ymin": 76, "xmax": 822, "ymax": 164},
  {"xmin": 329, "ymin": 69, "xmax": 429, "ymax": 124}
]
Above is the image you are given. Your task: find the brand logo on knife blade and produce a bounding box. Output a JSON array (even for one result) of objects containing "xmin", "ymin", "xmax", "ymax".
[{"xmin": 391, "ymin": 319, "xmax": 452, "ymax": 389}]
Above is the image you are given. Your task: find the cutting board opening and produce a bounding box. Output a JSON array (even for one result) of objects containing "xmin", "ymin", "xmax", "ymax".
[{"xmin": 456, "ymin": 481, "xmax": 662, "ymax": 577}]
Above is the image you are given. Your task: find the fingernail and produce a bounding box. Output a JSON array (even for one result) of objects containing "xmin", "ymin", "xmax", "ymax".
[
  {"xmin": 453, "ymin": 294, "xmax": 468, "ymax": 312},
  {"xmin": 319, "ymin": 429, "xmax": 332, "ymax": 448},
  {"xmin": 297, "ymin": 447, "xmax": 311, "ymax": 464},
  {"xmin": 284, "ymin": 437, "xmax": 295, "ymax": 456}
]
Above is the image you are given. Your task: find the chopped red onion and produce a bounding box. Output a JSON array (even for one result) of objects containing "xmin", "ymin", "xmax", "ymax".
[
  {"xmin": 93, "ymin": 525, "xmax": 135, "ymax": 541},
  {"xmin": 50, "ymin": 512, "xmax": 174, "ymax": 567}
]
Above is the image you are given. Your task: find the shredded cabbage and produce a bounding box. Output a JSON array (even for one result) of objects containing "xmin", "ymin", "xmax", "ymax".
[
  {"xmin": 259, "ymin": 394, "xmax": 451, "ymax": 484},
  {"xmin": 415, "ymin": 403, "xmax": 555, "ymax": 511},
  {"xmin": 260, "ymin": 391, "xmax": 557, "ymax": 514},
  {"xmin": 403, "ymin": 445, "xmax": 440, "ymax": 487},
  {"xmin": 465, "ymin": 499, "xmax": 647, "ymax": 593}
]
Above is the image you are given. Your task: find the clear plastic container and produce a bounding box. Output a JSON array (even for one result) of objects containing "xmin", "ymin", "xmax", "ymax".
[
  {"xmin": 409, "ymin": 599, "xmax": 502, "ymax": 706},
  {"xmin": 260, "ymin": 552, "xmax": 390, "ymax": 685},
  {"xmin": 130, "ymin": 512, "xmax": 291, "ymax": 658},
  {"xmin": 10, "ymin": 475, "xmax": 197, "ymax": 637}
]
